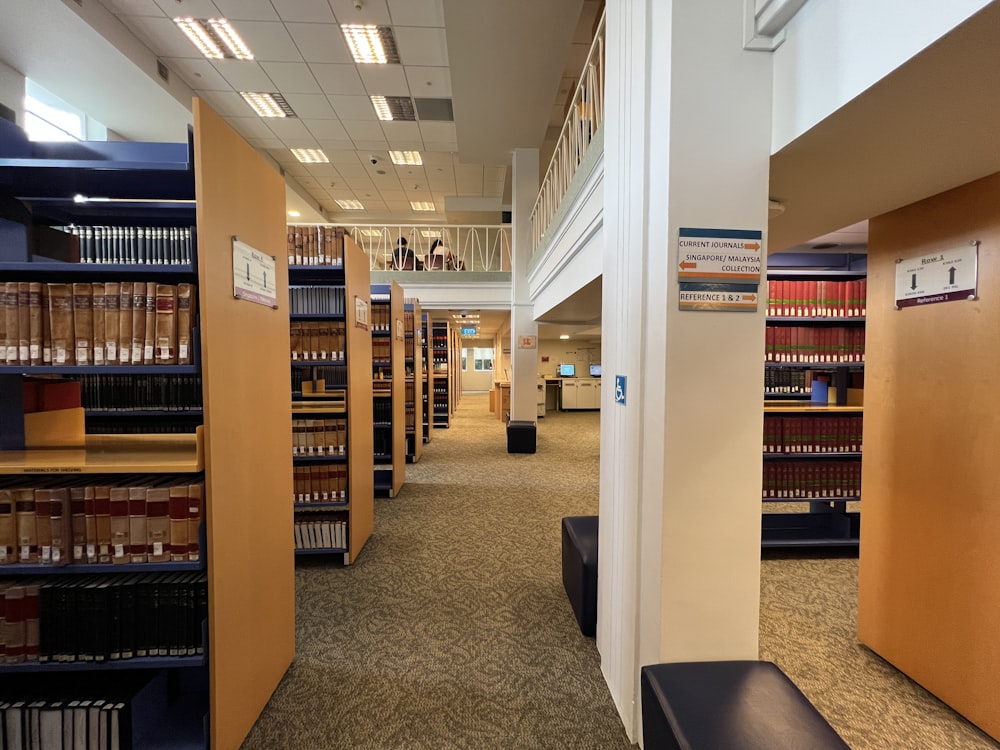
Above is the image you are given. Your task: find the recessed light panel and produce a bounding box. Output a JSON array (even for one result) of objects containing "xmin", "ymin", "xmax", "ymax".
[
  {"xmin": 410, "ymin": 201, "xmax": 435, "ymax": 211},
  {"xmin": 389, "ymin": 150, "xmax": 422, "ymax": 166},
  {"xmin": 291, "ymin": 148, "xmax": 329, "ymax": 164},
  {"xmin": 341, "ymin": 24, "xmax": 401, "ymax": 64},
  {"xmin": 174, "ymin": 17, "xmax": 253, "ymax": 60},
  {"xmin": 335, "ymin": 199, "xmax": 365, "ymax": 210},
  {"xmin": 370, "ymin": 95, "xmax": 416, "ymax": 122},
  {"xmin": 241, "ymin": 92, "xmax": 296, "ymax": 118}
]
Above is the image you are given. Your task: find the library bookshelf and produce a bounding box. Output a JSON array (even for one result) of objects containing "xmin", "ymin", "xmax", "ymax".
[
  {"xmin": 0, "ymin": 100, "xmax": 294, "ymax": 749},
  {"xmin": 762, "ymin": 252, "xmax": 866, "ymax": 548},
  {"xmin": 288, "ymin": 226, "xmax": 374, "ymax": 562},
  {"xmin": 429, "ymin": 318, "xmax": 453, "ymax": 428},
  {"xmin": 370, "ymin": 282, "xmax": 405, "ymax": 497},
  {"xmin": 404, "ymin": 298, "xmax": 424, "ymax": 463},
  {"xmin": 420, "ymin": 314, "xmax": 434, "ymax": 445}
]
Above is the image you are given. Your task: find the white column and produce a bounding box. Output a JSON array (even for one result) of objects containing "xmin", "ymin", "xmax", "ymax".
[
  {"xmin": 510, "ymin": 148, "xmax": 540, "ymax": 422},
  {"xmin": 599, "ymin": 1, "xmax": 772, "ymax": 741}
]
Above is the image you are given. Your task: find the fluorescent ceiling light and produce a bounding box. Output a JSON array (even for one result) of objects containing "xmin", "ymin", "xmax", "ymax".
[
  {"xmin": 419, "ymin": 230, "xmax": 441, "ymax": 238},
  {"xmin": 370, "ymin": 96, "xmax": 392, "ymax": 121},
  {"xmin": 174, "ymin": 17, "xmax": 253, "ymax": 60},
  {"xmin": 241, "ymin": 92, "xmax": 295, "ymax": 118},
  {"xmin": 389, "ymin": 150, "xmax": 422, "ymax": 166},
  {"xmin": 410, "ymin": 201, "xmax": 435, "ymax": 211},
  {"xmin": 287, "ymin": 210, "xmax": 301, "ymax": 217},
  {"xmin": 559, "ymin": 334, "xmax": 570, "ymax": 340},
  {"xmin": 336, "ymin": 199, "xmax": 365, "ymax": 210},
  {"xmin": 291, "ymin": 148, "xmax": 329, "ymax": 164},
  {"xmin": 341, "ymin": 24, "xmax": 400, "ymax": 64},
  {"xmin": 357, "ymin": 228, "xmax": 384, "ymax": 237},
  {"xmin": 370, "ymin": 95, "xmax": 415, "ymax": 122}
]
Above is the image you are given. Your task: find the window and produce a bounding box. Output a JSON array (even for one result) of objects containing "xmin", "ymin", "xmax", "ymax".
[
  {"xmin": 24, "ymin": 80, "xmax": 107, "ymax": 142},
  {"xmin": 462, "ymin": 348, "xmax": 492, "ymax": 371}
]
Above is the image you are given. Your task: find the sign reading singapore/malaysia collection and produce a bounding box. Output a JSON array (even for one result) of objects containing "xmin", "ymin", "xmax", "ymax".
[
  {"xmin": 677, "ymin": 227, "xmax": 763, "ymax": 312},
  {"xmin": 894, "ymin": 242, "xmax": 979, "ymax": 309}
]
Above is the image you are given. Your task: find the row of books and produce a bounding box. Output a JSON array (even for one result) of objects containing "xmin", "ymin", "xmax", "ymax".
[
  {"xmin": 286, "ymin": 225, "xmax": 345, "ymax": 268},
  {"xmin": 294, "ymin": 466, "xmax": 348, "ymax": 504},
  {"xmin": 372, "ymin": 399, "xmax": 393, "ymax": 425},
  {"xmin": 766, "ymin": 279, "xmax": 867, "ymax": 318},
  {"xmin": 373, "ymin": 430, "xmax": 391, "ymax": 459},
  {"xmin": 291, "ymin": 418, "xmax": 347, "ymax": 457},
  {"xmin": 765, "ymin": 326, "xmax": 865, "ymax": 363},
  {"xmin": 53, "ymin": 225, "xmax": 194, "ymax": 266},
  {"xmin": 371, "ymin": 339, "xmax": 392, "ymax": 363},
  {"xmin": 763, "ymin": 416, "xmax": 863, "ymax": 453},
  {"xmin": 1, "ymin": 571, "xmax": 206, "ymax": 664},
  {"xmin": 86, "ymin": 421, "xmax": 199, "ymax": 435},
  {"xmin": 761, "ymin": 461, "xmax": 862, "ymax": 499},
  {"xmin": 369, "ymin": 295, "xmax": 391, "ymax": 331},
  {"xmin": 2, "ymin": 282, "xmax": 195, "ymax": 367},
  {"xmin": 294, "ymin": 518, "xmax": 346, "ymax": 551},
  {"xmin": 0, "ymin": 482, "xmax": 203, "ymax": 566},
  {"xmin": 289, "ymin": 321, "xmax": 346, "ymax": 363},
  {"xmin": 289, "ymin": 285, "xmax": 346, "ymax": 316},
  {"xmin": 404, "ymin": 404, "xmax": 417, "ymax": 431},
  {"xmin": 79, "ymin": 374, "xmax": 202, "ymax": 412},
  {"xmin": 1, "ymin": 695, "xmax": 131, "ymax": 750}
]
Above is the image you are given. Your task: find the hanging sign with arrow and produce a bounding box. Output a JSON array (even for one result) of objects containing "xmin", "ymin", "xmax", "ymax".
[
  {"xmin": 894, "ymin": 242, "xmax": 978, "ymax": 309},
  {"xmin": 677, "ymin": 227, "xmax": 763, "ymax": 311}
]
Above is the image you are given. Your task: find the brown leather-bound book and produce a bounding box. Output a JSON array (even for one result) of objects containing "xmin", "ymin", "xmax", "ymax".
[
  {"xmin": 108, "ymin": 487, "xmax": 131, "ymax": 563},
  {"xmin": 145, "ymin": 487, "xmax": 170, "ymax": 563},
  {"xmin": 72, "ymin": 282, "xmax": 93, "ymax": 366},
  {"xmin": 4, "ymin": 585, "xmax": 26, "ymax": 663},
  {"xmin": 69, "ymin": 487, "xmax": 88, "ymax": 563},
  {"xmin": 93, "ymin": 486, "xmax": 112, "ymax": 563},
  {"xmin": 176, "ymin": 283, "xmax": 195, "ymax": 365},
  {"xmin": 143, "ymin": 282, "xmax": 156, "ymax": 364},
  {"xmin": 0, "ymin": 489, "xmax": 14, "ymax": 564},
  {"xmin": 103, "ymin": 282, "xmax": 120, "ymax": 364},
  {"xmin": 33, "ymin": 489, "xmax": 54, "ymax": 564},
  {"xmin": 23, "ymin": 583, "xmax": 40, "ymax": 661},
  {"xmin": 168, "ymin": 485, "xmax": 189, "ymax": 561},
  {"xmin": 187, "ymin": 483, "xmax": 203, "ymax": 561},
  {"xmin": 16, "ymin": 282, "xmax": 30, "ymax": 364},
  {"xmin": 82, "ymin": 485, "xmax": 98, "ymax": 563},
  {"xmin": 128, "ymin": 485, "xmax": 148, "ymax": 563},
  {"xmin": 3, "ymin": 281, "xmax": 17, "ymax": 364},
  {"xmin": 40, "ymin": 284, "xmax": 52, "ymax": 364},
  {"xmin": 154, "ymin": 284, "xmax": 178, "ymax": 364},
  {"xmin": 14, "ymin": 489, "xmax": 37, "ymax": 564},
  {"xmin": 117, "ymin": 281, "xmax": 133, "ymax": 364},
  {"xmin": 48, "ymin": 488, "xmax": 71, "ymax": 566},
  {"xmin": 130, "ymin": 282, "xmax": 147, "ymax": 365},
  {"xmin": 91, "ymin": 282, "xmax": 106, "ymax": 366},
  {"xmin": 28, "ymin": 282, "xmax": 42, "ymax": 365},
  {"xmin": 47, "ymin": 283, "xmax": 75, "ymax": 365}
]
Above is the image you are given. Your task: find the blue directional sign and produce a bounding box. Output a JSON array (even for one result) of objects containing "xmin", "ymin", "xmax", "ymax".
[
  {"xmin": 614, "ymin": 375, "xmax": 626, "ymax": 406},
  {"xmin": 461, "ymin": 326, "xmax": 477, "ymax": 336}
]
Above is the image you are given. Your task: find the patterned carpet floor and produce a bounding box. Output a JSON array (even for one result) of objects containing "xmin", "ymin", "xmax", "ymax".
[{"xmin": 241, "ymin": 392, "xmax": 999, "ymax": 750}]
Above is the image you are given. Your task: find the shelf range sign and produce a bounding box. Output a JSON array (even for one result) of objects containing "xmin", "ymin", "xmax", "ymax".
[
  {"xmin": 894, "ymin": 242, "xmax": 979, "ymax": 309},
  {"xmin": 677, "ymin": 227, "xmax": 763, "ymax": 312}
]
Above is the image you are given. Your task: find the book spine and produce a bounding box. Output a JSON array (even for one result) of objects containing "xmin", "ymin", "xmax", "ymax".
[
  {"xmin": 91, "ymin": 282, "xmax": 106, "ymax": 366},
  {"xmin": 72, "ymin": 282, "xmax": 94, "ymax": 366}
]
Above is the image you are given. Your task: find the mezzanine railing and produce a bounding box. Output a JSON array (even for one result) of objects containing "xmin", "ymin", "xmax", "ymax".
[{"xmin": 344, "ymin": 224, "xmax": 512, "ymax": 273}]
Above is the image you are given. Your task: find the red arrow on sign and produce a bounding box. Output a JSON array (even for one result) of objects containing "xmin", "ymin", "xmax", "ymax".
[{"xmin": 679, "ymin": 261, "xmax": 698, "ymax": 269}]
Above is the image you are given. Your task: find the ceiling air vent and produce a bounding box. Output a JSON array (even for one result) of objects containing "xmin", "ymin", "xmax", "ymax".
[
  {"xmin": 156, "ymin": 60, "xmax": 170, "ymax": 83},
  {"xmin": 414, "ymin": 98, "xmax": 454, "ymax": 122}
]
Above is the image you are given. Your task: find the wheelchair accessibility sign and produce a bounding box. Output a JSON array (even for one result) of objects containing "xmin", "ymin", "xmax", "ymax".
[{"xmin": 614, "ymin": 375, "xmax": 626, "ymax": 406}]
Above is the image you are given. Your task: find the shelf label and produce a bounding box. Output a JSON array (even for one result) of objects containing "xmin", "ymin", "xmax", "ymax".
[
  {"xmin": 232, "ymin": 238, "xmax": 278, "ymax": 308},
  {"xmin": 354, "ymin": 296, "xmax": 369, "ymax": 331},
  {"xmin": 396, "ymin": 319, "xmax": 405, "ymax": 342},
  {"xmin": 677, "ymin": 227, "xmax": 763, "ymax": 283},
  {"xmin": 895, "ymin": 242, "xmax": 978, "ymax": 309}
]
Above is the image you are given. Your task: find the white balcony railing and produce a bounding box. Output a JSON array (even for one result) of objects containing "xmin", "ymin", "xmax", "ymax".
[
  {"xmin": 344, "ymin": 224, "xmax": 512, "ymax": 273},
  {"xmin": 530, "ymin": 11, "xmax": 605, "ymax": 256}
]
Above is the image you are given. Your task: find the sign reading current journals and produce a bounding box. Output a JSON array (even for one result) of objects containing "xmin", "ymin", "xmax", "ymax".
[{"xmin": 677, "ymin": 227, "xmax": 763, "ymax": 312}]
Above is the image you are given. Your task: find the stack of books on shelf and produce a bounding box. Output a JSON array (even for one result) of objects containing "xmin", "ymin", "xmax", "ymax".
[
  {"xmin": 291, "ymin": 418, "xmax": 346, "ymax": 458},
  {"xmin": 762, "ymin": 462, "xmax": 862, "ymax": 499},
  {"xmin": 286, "ymin": 225, "xmax": 344, "ymax": 267},
  {"xmin": 289, "ymin": 286, "xmax": 345, "ymax": 315},
  {"xmin": 767, "ymin": 279, "xmax": 867, "ymax": 317},
  {"xmin": 2, "ymin": 281, "xmax": 196, "ymax": 367},
  {"xmin": 50, "ymin": 225, "xmax": 194, "ymax": 265},
  {"xmin": 79, "ymin": 373, "xmax": 203, "ymax": 412},
  {"xmin": 293, "ymin": 516, "xmax": 346, "ymax": 551},
  {"xmin": 1, "ymin": 480, "xmax": 203, "ymax": 567},
  {"xmin": 763, "ymin": 415, "xmax": 863, "ymax": 453},
  {"xmin": 764, "ymin": 327, "xmax": 865, "ymax": 363},
  {"xmin": 289, "ymin": 322, "xmax": 345, "ymax": 363},
  {"xmin": 293, "ymin": 465, "xmax": 347, "ymax": 504}
]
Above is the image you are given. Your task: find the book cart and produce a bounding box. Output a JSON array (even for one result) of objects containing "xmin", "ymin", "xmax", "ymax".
[
  {"xmin": 762, "ymin": 252, "xmax": 867, "ymax": 548},
  {"xmin": 0, "ymin": 100, "xmax": 294, "ymax": 749}
]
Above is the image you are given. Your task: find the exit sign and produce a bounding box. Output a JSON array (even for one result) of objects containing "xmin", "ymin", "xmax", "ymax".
[{"xmin": 461, "ymin": 326, "xmax": 477, "ymax": 336}]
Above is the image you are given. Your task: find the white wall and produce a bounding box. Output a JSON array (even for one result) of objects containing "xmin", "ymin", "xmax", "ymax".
[
  {"xmin": 460, "ymin": 337, "xmax": 495, "ymax": 391},
  {"xmin": 0, "ymin": 59, "xmax": 25, "ymax": 125},
  {"xmin": 772, "ymin": 0, "xmax": 991, "ymax": 152}
]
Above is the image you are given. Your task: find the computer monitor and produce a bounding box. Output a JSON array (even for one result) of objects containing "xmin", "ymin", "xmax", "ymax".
[
  {"xmin": 589, "ymin": 364, "xmax": 602, "ymax": 377},
  {"xmin": 558, "ymin": 363, "xmax": 576, "ymax": 377}
]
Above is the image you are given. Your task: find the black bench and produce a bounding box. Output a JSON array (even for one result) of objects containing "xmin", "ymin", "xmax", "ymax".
[
  {"xmin": 641, "ymin": 660, "xmax": 849, "ymax": 749},
  {"xmin": 561, "ymin": 515, "xmax": 598, "ymax": 636}
]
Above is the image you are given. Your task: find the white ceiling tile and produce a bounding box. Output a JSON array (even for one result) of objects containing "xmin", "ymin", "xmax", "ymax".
[
  {"xmin": 485, "ymin": 166, "xmax": 507, "ymax": 181},
  {"xmin": 310, "ymin": 64, "xmax": 366, "ymax": 96},
  {"xmin": 336, "ymin": 164, "xmax": 370, "ymax": 179},
  {"xmin": 351, "ymin": 139, "xmax": 390, "ymax": 150},
  {"xmin": 384, "ymin": 200, "xmax": 414, "ymax": 213},
  {"xmin": 326, "ymin": 95, "xmax": 376, "ymax": 121},
  {"xmin": 394, "ymin": 27, "xmax": 448, "ymax": 67},
  {"xmin": 163, "ymin": 58, "xmax": 232, "ymax": 91},
  {"xmin": 386, "ymin": 0, "xmax": 444, "ymax": 27},
  {"xmin": 328, "ymin": 0, "xmax": 391, "ymax": 24},
  {"xmin": 323, "ymin": 151, "xmax": 363, "ymax": 165},
  {"xmin": 317, "ymin": 140, "xmax": 358, "ymax": 152},
  {"xmin": 286, "ymin": 24, "xmax": 352, "ymax": 64},
  {"xmin": 213, "ymin": 0, "xmax": 280, "ymax": 20},
  {"xmin": 456, "ymin": 181, "xmax": 482, "ymax": 195},
  {"xmin": 283, "ymin": 94, "xmax": 337, "ymax": 119},
  {"xmin": 379, "ymin": 121, "xmax": 422, "ymax": 143},
  {"xmin": 356, "ymin": 65, "xmax": 410, "ymax": 97},
  {"xmin": 228, "ymin": 117, "xmax": 279, "ymax": 140},
  {"xmin": 259, "ymin": 62, "xmax": 320, "ymax": 93},
  {"xmin": 422, "ymin": 141, "xmax": 457, "ymax": 153},
  {"xmin": 123, "ymin": 15, "xmax": 203, "ymax": 58},
  {"xmin": 418, "ymin": 151, "xmax": 454, "ymax": 165},
  {"xmin": 348, "ymin": 180, "xmax": 378, "ymax": 195},
  {"xmin": 427, "ymin": 176, "xmax": 456, "ymax": 191},
  {"xmin": 103, "ymin": 0, "xmax": 165, "ymax": 16},
  {"xmin": 404, "ymin": 66, "xmax": 451, "ymax": 97},
  {"xmin": 342, "ymin": 120, "xmax": 385, "ymax": 140},
  {"xmin": 237, "ymin": 22, "xmax": 303, "ymax": 63},
  {"xmin": 484, "ymin": 181, "xmax": 505, "ymax": 197},
  {"xmin": 393, "ymin": 165, "xmax": 426, "ymax": 181},
  {"xmin": 270, "ymin": 0, "xmax": 337, "ymax": 23},
  {"xmin": 193, "ymin": 90, "xmax": 249, "ymax": 117},
  {"xmin": 305, "ymin": 163, "xmax": 341, "ymax": 177},
  {"xmin": 418, "ymin": 121, "xmax": 455, "ymax": 142},
  {"xmin": 377, "ymin": 191, "xmax": 408, "ymax": 202},
  {"xmin": 454, "ymin": 163, "xmax": 484, "ymax": 182},
  {"xmin": 211, "ymin": 60, "xmax": 276, "ymax": 91},
  {"xmin": 266, "ymin": 117, "xmax": 316, "ymax": 142},
  {"xmin": 154, "ymin": 0, "xmax": 221, "ymax": 17},
  {"xmin": 246, "ymin": 137, "xmax": 287, "ymax": 148},
  {"xmin": 304, "ymin": 119, "xmax": 351, "ymax": 140}
]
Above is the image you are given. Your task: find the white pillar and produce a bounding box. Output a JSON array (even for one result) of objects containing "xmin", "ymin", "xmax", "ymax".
[
  {"xmin": 599, "ymin": 1, "xmax": 772, "ymax": 741},
  {"xmin": 510, "ymin": 148, "xmax": 540, "ymax": 423}
]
